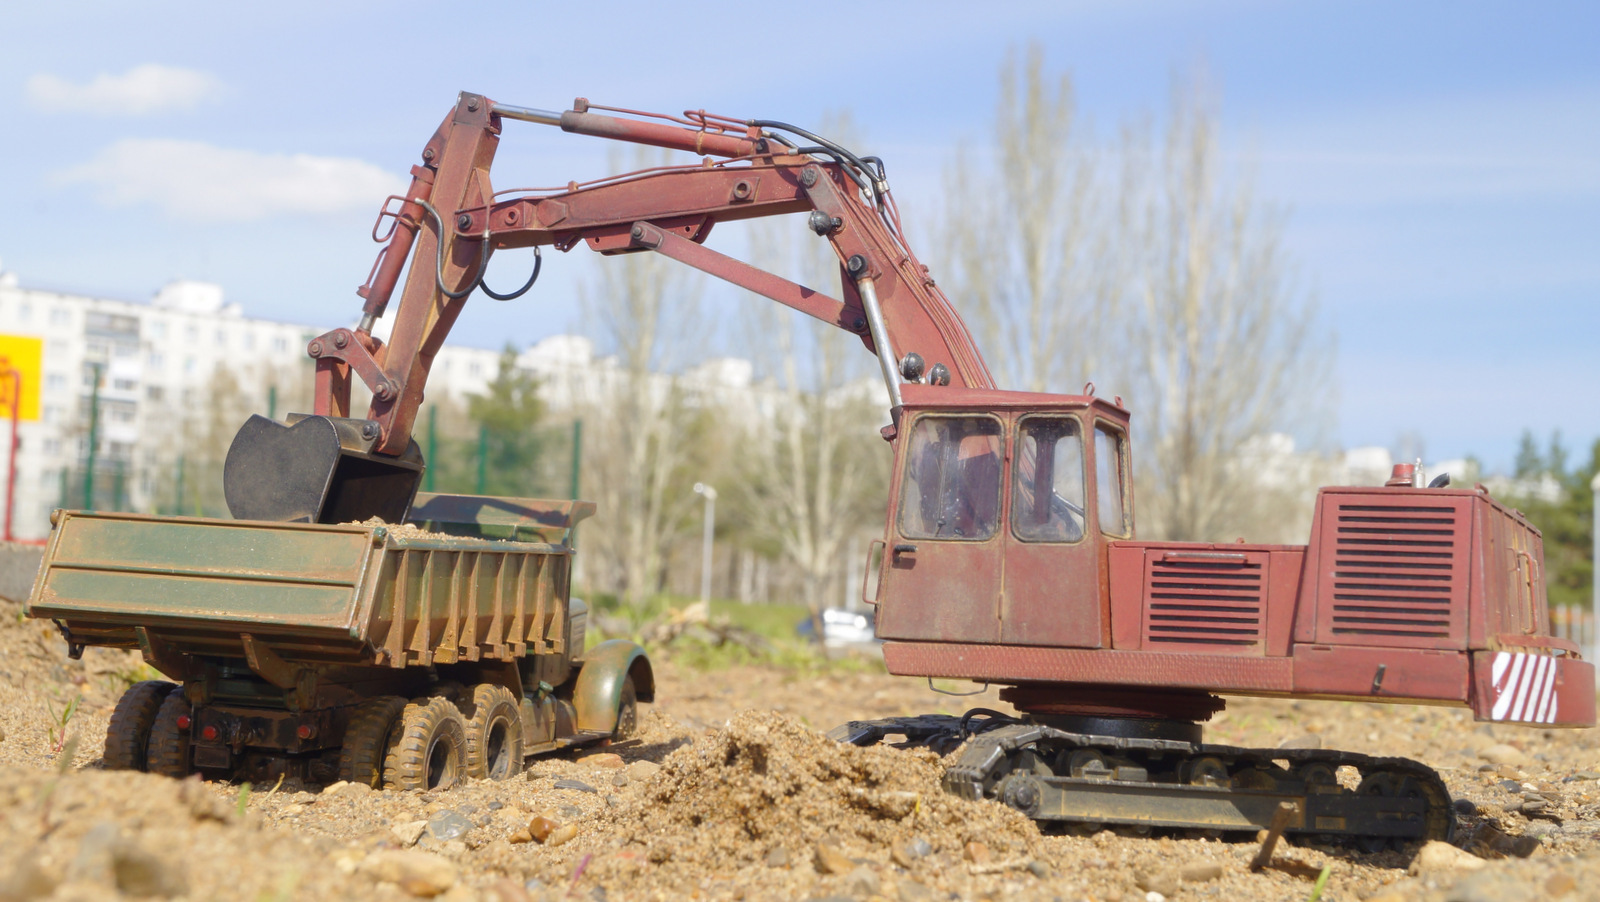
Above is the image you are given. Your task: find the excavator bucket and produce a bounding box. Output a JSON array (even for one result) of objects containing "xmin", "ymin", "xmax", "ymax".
[{"xmin": 222, "ymin": 414, "xmax": 425, "ymax": 525}]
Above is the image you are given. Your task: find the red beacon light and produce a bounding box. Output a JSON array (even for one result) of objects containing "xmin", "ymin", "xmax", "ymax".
[
  {"xmin": 200, "ymin": 725, "xmax": 219, "ymax": 741},
  {"xmin": 175, "ymin": 714, "xmax": 191, "ymax": 731}
]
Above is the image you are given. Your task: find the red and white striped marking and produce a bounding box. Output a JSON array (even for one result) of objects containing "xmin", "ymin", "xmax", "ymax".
[{"xmin": 1489, "ymin": 651, "xmax": 1560, "ymax": 724}]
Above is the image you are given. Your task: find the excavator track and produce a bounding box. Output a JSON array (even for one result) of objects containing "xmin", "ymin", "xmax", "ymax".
[{"xmin": 829, "ymin": 714, "xmax": 1454, "ymax": 849}]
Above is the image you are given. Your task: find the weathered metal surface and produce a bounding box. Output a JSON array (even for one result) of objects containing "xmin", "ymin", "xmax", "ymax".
[
  {"xmin": 572, "ymin": 638, "xmax": 655, "ymax": 734},
  {"xmin": 1292, "ymin": 645, "xmax": 1470, "ymax": 702},
  {"xmin": 1470, "ymin": 648, "xmax": 1594, "ymax": 727},
  {"xmin": 838, "ymin": 715, "xmax": 1452, "ymax": 844},
  {"xmin": 223, "ymin": 414, "xmax": 425, "ymax": 524},
  {"xmin": 27, "ymin": 508, "xmax": 575, "ymax": 675},
  {"xmin": 882, "ymin": 641, "xmax": 1296, "ymax": 693},
  {"xmin": 1307, "ymin": 490, "xmax": 1474, "ymax": 650},
  {"xmin": 407, "ymin": 492, "xmax": 595, "ymax": 543}
]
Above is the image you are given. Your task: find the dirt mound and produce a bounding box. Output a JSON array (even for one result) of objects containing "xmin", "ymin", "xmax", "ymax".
[{"xmin": 611, "ymin": 710, "xmax": 1039, "ymax": 865}]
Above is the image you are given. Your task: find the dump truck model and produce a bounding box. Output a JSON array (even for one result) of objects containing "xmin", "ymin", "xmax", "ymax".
[
  {"xmin": 28, "ymin": 494, "xmax": 651, "ymax": 789},
  {"xmin": 35, "ymin": 91, "xmax": 1592, "ymax": 842}
]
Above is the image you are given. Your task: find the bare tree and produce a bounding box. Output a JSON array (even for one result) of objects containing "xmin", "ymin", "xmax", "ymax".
[
  {"xmin": 730, "ymin": 197, "xmax": 889, "ymax": 620},
  {"xmin": 942, "ymin": 48, "xmax": 1332, "ymax": 544},
  {"xmin": 577, "ymin": 153, "xmax": 707, "ymax": 608},
  {"xmin": 1117, "ymin": 78, "xmax": 1332, "ymax": 542},
  {"xmin": 940, "ymin": 46, "xmax": 1115, "ymax": 394}
]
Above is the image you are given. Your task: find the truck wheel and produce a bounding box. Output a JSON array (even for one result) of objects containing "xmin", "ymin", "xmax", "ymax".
[
  {"xmin": 104, "ymin": 680, "xmax": 176, "ymax": 771},
  {"xmin": 615, "ymin": 676, "xmax": 638, "ymax": 739},
  {"xmin": 146, "ymin": 692, "xmax": 193, "ymax": 779},
  {"xmin": 383, "ymin": 696, "xmax": 467, "ymax": 791},
  {"xmin": 337, "ymin": 696, "xmax": 408, "ymax": 787},
  {"xmin": 464, "ymin": 684, "xmax": 523, "ymax": 781}
]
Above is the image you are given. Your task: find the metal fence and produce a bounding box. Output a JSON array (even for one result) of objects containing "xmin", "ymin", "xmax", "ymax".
[{"xmin": 1550, "ymin": 606, "xmax": 1596, "ymax": 657}]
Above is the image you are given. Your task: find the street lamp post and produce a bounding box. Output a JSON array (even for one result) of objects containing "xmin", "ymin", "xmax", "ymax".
[{"xmin": 693, "ymin": 482, "xmax": 717, "ymax": 605}]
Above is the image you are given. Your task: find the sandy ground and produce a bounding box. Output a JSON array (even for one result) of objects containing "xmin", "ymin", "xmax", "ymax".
[{"xmin": 3, "ymin": 596, "xmax": 1600, "ymax": 902}]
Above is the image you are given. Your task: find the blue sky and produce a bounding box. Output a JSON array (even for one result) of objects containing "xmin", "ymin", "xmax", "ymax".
[{"xmin": 1, "ymin": 1, "xmax": 1594, "ymax": 472}]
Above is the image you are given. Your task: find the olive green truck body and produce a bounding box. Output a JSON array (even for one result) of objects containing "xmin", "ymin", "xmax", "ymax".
[{"xmin": 25, "ymin": 494, "xmax": 651, "ymax": 788}]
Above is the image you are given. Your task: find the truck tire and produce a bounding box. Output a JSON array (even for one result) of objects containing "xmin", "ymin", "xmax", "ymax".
[
  {"xmin": 615, "ymin": 676, "xmax": 638, "ymax": 739},
  {"xmin": 146, "ymin": 691, "xmax": 193, "ymax": 779},
  {"xmin": 337, "ymin": 696, "xmax": 408, "ymax": 787},
  {"xmin": 104, "ymin": 680, "xmax": 176, "ymax": 771},
  {"xmin": 383, "ymin": 696, "xmax": 467, "ymax": 791},
  {"xmin": 464, "ymin": 683, "xmax": 523, "ymax": 781}
]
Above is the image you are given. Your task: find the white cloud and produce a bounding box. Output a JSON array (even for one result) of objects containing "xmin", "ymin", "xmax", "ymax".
[
  {"xmin": 58, "ymin": 139, "xmax": 406, "ymax": 222},
  {"xmin": 25, "ymin": 64, "xmax": 224, "ymax": 116}
]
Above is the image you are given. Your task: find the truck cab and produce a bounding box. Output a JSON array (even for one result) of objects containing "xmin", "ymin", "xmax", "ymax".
[{"xmin": 873, "ymin": 384, "xmax": 1132, "ymax": 650}]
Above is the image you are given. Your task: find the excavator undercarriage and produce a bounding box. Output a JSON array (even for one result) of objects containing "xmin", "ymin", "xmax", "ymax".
[{"xmin": 832, "ymin": 706, "xmax": 1454, "ymax": 848}]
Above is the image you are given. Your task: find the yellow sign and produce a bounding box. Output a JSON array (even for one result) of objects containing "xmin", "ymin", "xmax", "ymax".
[{"xmin": 0, "ymin": 334, "xmax": 43, "ymax": 420}]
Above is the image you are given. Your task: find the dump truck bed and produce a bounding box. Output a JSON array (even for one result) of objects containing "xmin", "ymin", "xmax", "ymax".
[{"xmin": 27, "ymin": 497, "xmax": 588, "ymax": 670}]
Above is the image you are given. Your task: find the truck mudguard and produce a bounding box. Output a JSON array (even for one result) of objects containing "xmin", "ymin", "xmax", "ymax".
[{"xmin": 573, "ymin": 639, "xmax": 655, "ymax": 734}]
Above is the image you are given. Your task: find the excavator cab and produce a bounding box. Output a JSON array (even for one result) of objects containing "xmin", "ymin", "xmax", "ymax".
[{"xmin": 872, "ymin": 386, "xmax": 1132, "ymax": 650}]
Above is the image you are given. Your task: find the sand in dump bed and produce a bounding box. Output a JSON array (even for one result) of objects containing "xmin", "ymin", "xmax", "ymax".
[{"xmin": 6, "ymin": 589, "xmax": 1600, "ymax": 901}]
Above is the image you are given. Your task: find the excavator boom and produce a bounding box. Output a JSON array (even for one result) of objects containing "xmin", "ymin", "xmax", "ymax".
[{"xmin": 224, "ymin": 92, "xmax": 990, "ymax": 523}]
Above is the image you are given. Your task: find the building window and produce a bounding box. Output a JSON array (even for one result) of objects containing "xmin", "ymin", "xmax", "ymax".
[
  {"xmin": 148, "ymin": 353, "xmax": 164, "ymax": 368},
  {"xmin": 46, "ymin": 374, "xmax": 66, "ymax": 391},
  {"xmin": 113, "ymin": 378, "xmax": 137, "ymax": 391},
  {"xmin": 244, "ymin": 332, "xmax": 256, "ymax": 350},
  {"xmin": 273, "ymin": 337, "xmax": 288, "ymax": 353},
  {"xmin": 146, "ymin": 386, "xmax": 165, "ymax": 402},
  {"xmin": 50, "ymin": 308, "xmax": 71, "ymax": 325},
  {"xmin": 18, "ymin": 303, "xmax": 31, "ymax": 322}
]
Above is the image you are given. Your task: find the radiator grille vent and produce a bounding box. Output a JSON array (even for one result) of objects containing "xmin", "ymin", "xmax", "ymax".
[
  {"xmin": 1330, "ymin": 504, "xmax": 1463, "ymax": 639},
  {"xmin": 1144, "ymin": 556, "xmax": 1266, "ymax": 649}
]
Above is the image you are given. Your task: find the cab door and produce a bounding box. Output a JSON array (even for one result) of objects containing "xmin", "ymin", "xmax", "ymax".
[
  {"xmin": 999, "ymin": 414, "xmax": 1107, "ymax": 647},
  {"xmin": 874, "ymin": 413, "xmax": 1006, "ymax": 644}
]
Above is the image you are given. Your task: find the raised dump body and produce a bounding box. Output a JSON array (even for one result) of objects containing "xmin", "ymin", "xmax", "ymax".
[{"xmin": 26, "ymin": 494, "xmax": 651, "ymax": 789}]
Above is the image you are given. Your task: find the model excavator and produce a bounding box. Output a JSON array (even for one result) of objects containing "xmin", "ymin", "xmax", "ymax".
[{"xmin": 169, "ymin": 93, "xmax": 1597, "ymax": 843}]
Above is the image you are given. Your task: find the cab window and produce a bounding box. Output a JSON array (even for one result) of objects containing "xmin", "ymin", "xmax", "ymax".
[
  {"xmin": 1095, "ymin": 423, "xmax": 1130, "ymax": 536},
  {"xmin": 899, "ymin": 415, "xmax": 1004, "ymax": 540},
  {"xmin": 1011, "ymin": 417, "xmax": 1086, "ymax": 543}
]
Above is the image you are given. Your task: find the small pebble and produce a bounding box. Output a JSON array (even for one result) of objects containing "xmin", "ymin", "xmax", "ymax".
[
  {"xmin": 555, "ymin": 778, "xmax": 598, "ymax": 794},
  {"xmin": 1454, "ymin": 798, "xmax": 1479, "ymax": 816},
  {"xmin": 1546, "ymin": 872, "xmax": 1578, "ymax": 897},
  {"xmin": 814, "ymin": 843, "xmax": 854, "ymax": 875},
  {"xmin": 546, "ymin": 824, "xmax": 578, "ymax": 847},
  {"xmin": 425, "ymin": 809, "xmax": 474, "ymax": 841},
  {"xmin": 765, "ymin": 847, "xmax": 789, "ymax": 868},
  {"xmin": 626, "ymin": 760, "xmax": 662, "ymax": 782},
  {"xmin": 391, "ymin": 820, "xmax": 428, "ymax": 847},
  {"xmin": 487, "ymin": 801, "xmax": 504, "ymax": 810},
  {"xmin": 612, "ymin": 774, "xmax": 630, "ymax": 788},
  {"xmin": 1179, "ymin": 862, "xmax": 1224, "ymax": 882},
  {"xmin": 528, "ymin": 816, "xmax": 559, "ymax": 843},
  {"xmin": 1135, "ymin": 870, "xmax": 1180, "ymax": 896},
  {"xmin": 844, "ymin": 865, "xmax": 880, "ymax": 897},
  {"xmin": 1026, "ymin": 860, "xmax": 1050, "ymax": 879},
  {"xmin": 582, "ymin": 752, "xmax": 626, "ymax": 769}
]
